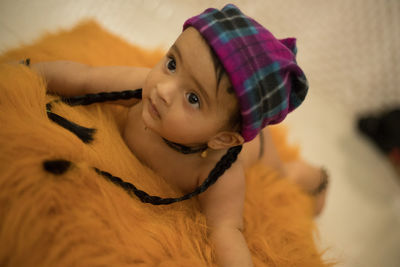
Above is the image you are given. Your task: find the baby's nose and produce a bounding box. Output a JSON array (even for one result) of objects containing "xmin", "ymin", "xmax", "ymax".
[{"xmin": 157, "ymin": 81, "xmax": 178, "ymax": 106}]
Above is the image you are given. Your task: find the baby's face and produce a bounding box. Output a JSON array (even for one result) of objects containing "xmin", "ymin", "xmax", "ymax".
[{"xmin": 141, "ymin": 27, "xmax": 238, "ymax": 146}]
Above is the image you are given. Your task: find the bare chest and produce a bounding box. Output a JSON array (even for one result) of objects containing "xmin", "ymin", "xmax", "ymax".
[{"xmin": 152, "ymin": 154, "xmax": 201, "ymax": 194}]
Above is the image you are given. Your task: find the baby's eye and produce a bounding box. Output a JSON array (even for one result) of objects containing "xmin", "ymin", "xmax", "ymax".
[
  {"xmin": 166, "ymin": 57, "xmax": 176, "ymax": 73},
  {"xmin": 186, "ymin": 92, "xmax": 200, "ymax": 108}
]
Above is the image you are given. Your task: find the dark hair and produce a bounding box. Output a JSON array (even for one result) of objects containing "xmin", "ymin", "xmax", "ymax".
[{"xmin": 48, "ymin": 89, "xmax": 243, "ymax": 205}]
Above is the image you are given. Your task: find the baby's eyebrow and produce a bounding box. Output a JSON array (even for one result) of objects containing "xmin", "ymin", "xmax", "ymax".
[
  {"xmin": 171, "ymin": 44, "xmax": 182, "ymax": 62},
  {"xmin": 171, "ymin": 44, "xmax": 210, "ymax": 105}
]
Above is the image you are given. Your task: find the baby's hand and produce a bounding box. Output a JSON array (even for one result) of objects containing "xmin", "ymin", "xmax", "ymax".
[{"xmin": 209, "ymin": 225, "xmax": 253, "ymax": 267}]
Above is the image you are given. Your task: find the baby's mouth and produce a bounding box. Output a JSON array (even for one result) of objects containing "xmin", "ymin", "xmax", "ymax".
[{"xmin": 148, "ymin": 98, "xmax": 161, "ymax": 119}]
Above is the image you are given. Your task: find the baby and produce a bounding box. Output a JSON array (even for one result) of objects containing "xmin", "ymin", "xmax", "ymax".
[{"xmin": 29, "ymin": 4, "xmax": 328, "ymax": 267}]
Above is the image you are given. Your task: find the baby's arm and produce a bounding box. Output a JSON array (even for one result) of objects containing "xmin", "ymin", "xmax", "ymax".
[
  {"xmin": 198, "ymin": 161, "xmax": 253, "ymax": 267},
  {"xmin": 32, "ymin": 61, "xmax": 150, "ymax": 106}
]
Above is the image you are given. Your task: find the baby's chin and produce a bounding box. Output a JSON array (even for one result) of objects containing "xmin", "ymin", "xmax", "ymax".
[
  {"xmin": 141, "ymin": 106, "xmax": 153, "ymax": 130},
  {"xmin": 140, "ymin": 106, "xmax": 164, "ymax": 137}
]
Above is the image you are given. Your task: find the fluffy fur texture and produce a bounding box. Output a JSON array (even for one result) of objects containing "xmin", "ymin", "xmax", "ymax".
[{"xmin": 0, "ymin": 21, "xmax": 329, "ymax": 266}]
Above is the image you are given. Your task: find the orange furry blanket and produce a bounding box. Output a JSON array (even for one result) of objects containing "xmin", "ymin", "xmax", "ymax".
[{"xmin": 0, "ymin": 21, "xmax": 328, "ymax": 266}]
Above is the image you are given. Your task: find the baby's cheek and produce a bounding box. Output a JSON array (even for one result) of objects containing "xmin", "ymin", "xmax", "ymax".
[{"xmin": 161, "ymin": 115, "xmax": 185, "ymax": 132}]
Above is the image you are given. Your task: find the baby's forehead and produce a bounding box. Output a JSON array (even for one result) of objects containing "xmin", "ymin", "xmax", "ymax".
[{"xmin": 172, "ymin": 28, "xmax": 233, "ymax": 98}]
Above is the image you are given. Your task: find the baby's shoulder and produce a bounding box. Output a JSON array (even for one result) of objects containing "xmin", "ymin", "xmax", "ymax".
[
  {"xmin": 197, "ymin": 155, "xmax": 245, "ymax": 189},
  {"xmin": 196, "ymin": 158, "xmax": 246, "ymax": 224}
]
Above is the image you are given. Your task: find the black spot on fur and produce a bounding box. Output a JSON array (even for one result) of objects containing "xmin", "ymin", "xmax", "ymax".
[{"xmin": 43, "ymin": 159, "xmax": 71, "ymax": 175}]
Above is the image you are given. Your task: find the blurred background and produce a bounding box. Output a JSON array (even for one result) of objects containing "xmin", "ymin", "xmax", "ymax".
[{"xmin": 0, "ymin": 0, "xmax": 399, "ymax": 266}]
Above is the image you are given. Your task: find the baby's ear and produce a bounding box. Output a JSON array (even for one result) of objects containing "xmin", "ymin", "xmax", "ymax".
[{"xmin": 208, "ymin": 131, "xmax": 244, "ymax": 150}]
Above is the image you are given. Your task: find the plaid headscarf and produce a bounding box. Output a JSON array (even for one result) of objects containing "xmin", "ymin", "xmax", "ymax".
[{"xmin": 183, "ymin": 4, "xmax": 308, "ymax": 142}]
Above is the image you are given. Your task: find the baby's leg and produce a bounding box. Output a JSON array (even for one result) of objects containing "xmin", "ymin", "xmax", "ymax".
[
  {"xmin": 283, "ymin": 160, "xmax": 328, "ymax": 216},
  {"xmin": 241, "ymin": 129, "xmax": 284, "ymax": 172},
  {"xmin": 259, "ymin": 128, "xmax": 328, "ymax": 216},
  {"xmin": 258, "ymin": 128, "xmax": 286, "ymax": 174}
]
